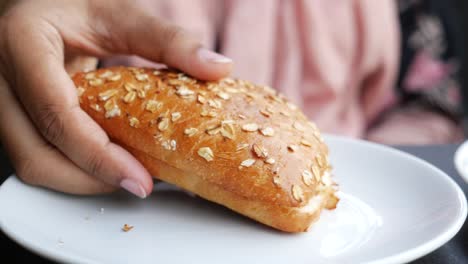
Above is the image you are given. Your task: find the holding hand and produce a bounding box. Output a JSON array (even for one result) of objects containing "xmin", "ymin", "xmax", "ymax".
[{"xmin": 0, "ymin": 0, "xmax": 232, "ymax": 197}]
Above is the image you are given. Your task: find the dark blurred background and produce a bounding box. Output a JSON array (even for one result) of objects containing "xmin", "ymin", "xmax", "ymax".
[
  {"xmin": 454, "ymin": 0, "xmax": 468, "ymax": 120},
  {"xmin": 446, "ymin": 0, "xmax": 467, "ymax": 126}
]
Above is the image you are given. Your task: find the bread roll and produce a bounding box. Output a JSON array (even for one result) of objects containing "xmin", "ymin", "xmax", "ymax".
[{"xmin": 73, "ymin": 66, "xmax": 338, "ymax": 232}]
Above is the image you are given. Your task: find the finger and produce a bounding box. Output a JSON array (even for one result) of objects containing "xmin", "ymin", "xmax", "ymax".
[
  {"xmin": 91, "ymin": 1, "xmax": 232, "ymax": 80},
  {"xmin": 64, "ymin": 55, "xmax": 98, "ymax": 75},
  {"xmin": 6, "ymin": 20, "xmax": 153, "ymax": 198},
  {"xmin": 0, "ymin": 75, "xmax": 115, "ymax": 195}
]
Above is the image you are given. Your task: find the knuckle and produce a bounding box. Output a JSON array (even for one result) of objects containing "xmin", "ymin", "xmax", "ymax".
[
  {"xmin": 35, "ymin": 104, "xmax": 66, "ymax": 145},
  {"xmin": 84, "ymin": 151, "xmax": 106, "ymax": 178},
  {"xmin": 163, "ymin": 25, "xmax": 187, "ymax": 44},
  {"xmin": 158, "ymin": 25, "xmax": 188, "ymax": 60}
]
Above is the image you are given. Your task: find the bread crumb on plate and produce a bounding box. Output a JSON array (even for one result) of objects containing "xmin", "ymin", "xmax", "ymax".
[{"xmin": 122, "ymin": 224, "xmax": 134, "ymax": 232}]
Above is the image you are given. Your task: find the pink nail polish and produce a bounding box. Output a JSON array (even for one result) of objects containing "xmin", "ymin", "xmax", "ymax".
[
  {"xmin": 120, "ymin": 179, "xmax": 147, "ymax": 199},
  {"xmin": 197, "ymin": 48, "xmax": 232, "ymax": 64}
]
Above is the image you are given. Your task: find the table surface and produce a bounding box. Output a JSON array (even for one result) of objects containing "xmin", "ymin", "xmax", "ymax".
[{"xmin": 0, "ymin": 144, "xmax": 467, "ymax": 264}]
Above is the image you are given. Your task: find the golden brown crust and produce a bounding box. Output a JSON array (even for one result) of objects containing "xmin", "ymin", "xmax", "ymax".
[{"xmin": 73, "ymin": 66, "xmax": 338, "ymax": 232}]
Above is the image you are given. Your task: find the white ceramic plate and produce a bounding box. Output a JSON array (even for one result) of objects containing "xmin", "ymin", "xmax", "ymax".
[
  {"xmin": 0, "ymin": 136, "xmax": 466, "ymax": 264},
  {"xmin": 454, "ymin": 140, "xmax": 468, "ymax": 183}
]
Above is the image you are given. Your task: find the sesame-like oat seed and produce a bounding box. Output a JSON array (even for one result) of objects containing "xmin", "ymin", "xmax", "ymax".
[
  {"xmin": 311, "ymin": 165, "xmax": 321, "ymax": 181},
  {"xmin": 105, "ymin": 106, "xmax": 121, "ymax": 119},
  {"xmin": 197, "ymin": 95, "xmax": 207, "ymax": 104},
  {"xmin": 108, "ymin": 74, "xmax": 121, "ymax": 82},
  {"xmin": 300, "ymin": 140, "xmax": 312, "ymax": 147},
  {"xmin": 89, "ymin": 78, "xmax": 104, "ymax": 87},
  {"xmin": 252, "ymin": 144, "xmax": 268, "ymax": 159},
  {"xmin": 137, "ymin": 89, "xmax": 146, "ymax": 99},
  {"xmin": 198, "ymin": 147, "xmax": 214, "ymax": 162},
  {"xmin": 206, "ymin": 126, "xmax": 221, "ymax": 135},
  {"xmin": 99, "ymin": 71, "xmax": 113, "ymax": 79},
  {"xmin": 225, "ymin": 87, "xmax": 239, "ymax": 93},
  {"xmin": 84, "ymin": 72, "xmax": 95, "ymax": 80},
  {"xmin": 91, "ymin": 104, "xmax": 101, "ymax": 112},
  {"xmin": 259, "ymin": 109, "xmax": 271, "ymax": 117},
  {"xmin": 236, "ymin": 143, "xmax": 249, "ymax": 151},
  {"xmin": 207, "ymin": 111, "xmax": 218, "ymax": 117},
  {"xmin": 135, "ymin": 73, "xmax": 149, "ymax": 81},
  {"xmin": 161, "ymin": 141, "xmax": 171, "ymax": 150},
  {"xmin": 316, "ymin": 154, "xmax": 325, "ymax": 167},
  {"xmin": 217, "ymin": 92, "xmax": 230, "ymax": 100},
  {"xmin": 200, "ymin": 109, "xmax": 209, "ymax": 117},
  {"xmin": 168, "ymin": 79, "xmax": 183, "ymax": 86},
  {"xmin": 77, "ymin": 87, "xmax": 85, "ymax": 97},
  {"xmin": 292, "ymin": 185, "xmax": 304, "ymax": 202},
  {"xmin": 143, "ymin": 84, "xmax": 151, "ymax": 91},
  {"xmin": 223, "ymin": 78, "xmax": 235, "ymax": 85},
  {"xmin": 104, "ymin": 100, "xmax": 114, "ymax": 111},
  {"xmin": 260, "ymin": 127, "xmax": 275, "ymax": 137},
  {"xmin": 273, "ymin": 175, "xmax": 281, "ymax": 185},
  {"xmin": 208, "ymin": 99, "xmax": 222, "ymax": 109},
  {"xmin": 220, "ymin": 122, "xmax": 235, "ymax": 139},
  {"xmin": 170, "ymin": 139, "xmax": 177, "ymax": 150},
  {"xmin": 158, "ymin": 117, "xmax": 169, "ymax": 131},
  {"xmin": 145, "ymin": 100, "xmax": 161, "ymax": 113},
  {"xmin": 176, "ymin": 86, "xmax": 195, "ymax": 97},
  {"xmin": 98, "ymin": 89, "xmax": 118, "ymax": 101},
  {"xmin": 129, "ymin": 117, "xmax": 140, "ymax": 128},
  {"xmin": 287, "ymin": 145, "xmax": 298, "ymax": 152},
  {"xmin": 171, "ymin": 112, "xmax": 181, "ymax": 121},
  {"xmin": 123, "ymin": 91, "xmax": 137, "ymax": 103},
  {"xmin": 124, "ymin": 83, "xmax": 137, "ymax": 92},
  {"xmin": 242, "ymin": 123, "xmax": 258, "ymax": 132},
  {"xmin": 184, "ymin": 127, "xmax": 198, "ymax": 137},
  {"xmin": 240, "ymin": 159, "xmax": 256, "ymax": 167},
  {"xmin": 302, "ymin": 170, "xmax": 314, "ymax": 186}
]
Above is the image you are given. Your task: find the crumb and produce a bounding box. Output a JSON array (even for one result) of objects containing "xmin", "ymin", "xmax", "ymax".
[
  {"xmin": 122, "ymin": 224, "xmax": 134, "ymax": 232},
  {"xmin": 58, "ymin": 239, "xmax": 64, "ymax": 246},
  {"xmin": 100, "ymin": 208, "xmax": 104, "ymax": 214},
  {"xmin": 84, "ymin": 216, "xmax": 90, "ymax": 221}
]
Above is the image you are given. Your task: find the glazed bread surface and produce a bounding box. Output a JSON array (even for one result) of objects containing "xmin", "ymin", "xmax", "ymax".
[{"xmin": 73, "ymin": 66, "xmax": 338, "ymax": 232}]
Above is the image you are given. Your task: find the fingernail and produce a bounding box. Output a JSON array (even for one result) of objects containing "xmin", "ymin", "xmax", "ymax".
[
  {"xmin": 120, "ymin": 179, "xmax": 147, "ymax": 199},
  {"xmin": 197, "ymin": 48, "xmax": 232, "ymax": 64}
]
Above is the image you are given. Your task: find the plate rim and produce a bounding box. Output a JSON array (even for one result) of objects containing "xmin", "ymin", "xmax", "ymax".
[
  {"xmin": 454, "ymin": 140, "xmax": 468, "ymax": 183},
  {"xmin": 0, "ymin": 135, "xmax": 466, "ymax": 264}
]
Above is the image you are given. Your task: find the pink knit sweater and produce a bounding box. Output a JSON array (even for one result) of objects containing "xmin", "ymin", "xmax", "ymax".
[{"xmin": 104, "ymin": 0, "xmax": 462, "ymax": 144}]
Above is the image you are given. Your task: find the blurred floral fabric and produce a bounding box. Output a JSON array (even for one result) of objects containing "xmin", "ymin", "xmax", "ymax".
[
  {"xmin": 365, "ymin": 0, "xmax": 464, "ymax": 144},
  {"xmin": 398, "ymin": 0, "xmax": 462, "ymax": 122}
]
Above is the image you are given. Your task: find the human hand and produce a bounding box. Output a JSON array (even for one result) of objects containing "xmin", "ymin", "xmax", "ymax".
[{"xmin": 0, "ymin": 0, "xmax": 232, "ymax": 198}]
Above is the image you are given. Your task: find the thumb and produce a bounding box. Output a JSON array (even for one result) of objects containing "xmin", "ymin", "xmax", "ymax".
[{"xmin": 91, "ymin": 2, "xmax": 232, "ymax": 80}]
